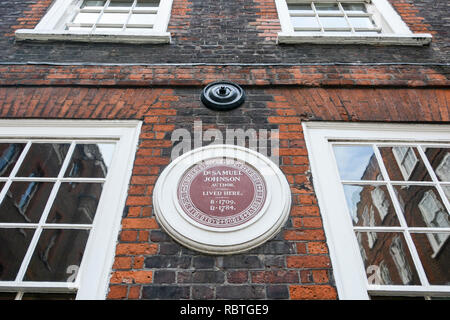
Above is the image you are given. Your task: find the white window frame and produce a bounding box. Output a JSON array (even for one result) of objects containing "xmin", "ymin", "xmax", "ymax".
[
  {"xmin": 303, "ymin": 122, "xmax": 450, "ymax": 299},
  {"xmin": 15, "ymin": 0, "xmax": 173, "ymax": 44},
  {"xmin": 0, "ymin": 119, "xmax": 141, "ymax": 299},
  {"xmin": 275, "ymin": 0, "xmax": 432, "ymax": 45}
]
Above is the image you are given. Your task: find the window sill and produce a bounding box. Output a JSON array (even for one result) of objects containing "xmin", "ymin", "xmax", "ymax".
[
  {"xmin": 277, "ymin": 32, "xmax": 432, "ymax": 46},
  {"xmin": 15, "ymin": 29, "xmax": 171, "ymax": 44}
]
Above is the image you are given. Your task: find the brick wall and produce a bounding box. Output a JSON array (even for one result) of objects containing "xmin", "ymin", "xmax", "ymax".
[
  {"xmin": 0, "ymin": 0, "xmax": 448, "ymax": 302},
  {"xmin": 0, "ymin": 0, "xmax": 448, "ymax": 64},
  {"xmin": 0, "ymin": 64, "xmax": 448, "ymax": 87},
  {"xmin": 0, "ymin": 86, "xmax": 448, "ymax": 299}
]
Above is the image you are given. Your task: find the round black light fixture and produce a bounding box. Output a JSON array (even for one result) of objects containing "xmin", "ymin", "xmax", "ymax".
[{"xmin": 201, "ymin": 81, "xmax": 246, "ymax": 111}]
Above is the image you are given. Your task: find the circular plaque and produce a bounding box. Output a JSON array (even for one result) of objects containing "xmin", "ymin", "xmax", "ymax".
[
  {"xmin": 177, "ymin": 158, "xmax": 267, "ymax": 228},
  {"xmin": 153, "ymin": 144, "xmax": 291, "ymax": 255}
]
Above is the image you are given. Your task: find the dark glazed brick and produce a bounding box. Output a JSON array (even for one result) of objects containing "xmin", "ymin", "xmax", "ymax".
[
  {"xmin": 263, "ymin": 255, "xmax": 286, "ymax": 269},
  {"xmin": 226, "ymin": 271, "xmax": 249, "ymax": 284},
  {"xmin": 144, "ymin": 256, "xmax": 191, "ymax": 269},
  {"xmin": 249, "ymin": 241, "xmax": 296, "ymax": 254},
  {"xmin": 159, "ymin": 243, "xmax": 181, "ymax": 255},
  {"xmin": 192, "ymin": 286, "xmax": 215, "ymax": 300},
  {"xmin": 221, "ymin": 255, "xmax": 264, "ymax": 269},
  {"xmin": 193, "ymin": 256, "xmax": 215, "ymax": 269},
  {"xmin": 178, "ymin": 271, "xmax": 225, "ymax": 284},
  {"xmin": 266, "ymin": 285, "xmax": 290, "ymax": 299},
  {"xmin": 142, "ymin": 285, "xmax": 190, "ymax": 299},
  {"xmin": 216, "ymin": 285, "xmax": 266, "ymax": 299},
  {"xmin": 153, "ymin": 270, "xmax": 176, "ymax": 284},
  {"xmin": 149, "ymin": 230, "xmax": 171, "ymax": 242}
]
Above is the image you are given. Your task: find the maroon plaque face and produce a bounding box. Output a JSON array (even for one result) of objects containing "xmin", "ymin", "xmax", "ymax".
[{"xmin": 177, "ymin": 158, "xmax": 267, "ymax": 228}]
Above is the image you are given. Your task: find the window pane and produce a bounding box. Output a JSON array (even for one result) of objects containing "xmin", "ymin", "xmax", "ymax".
[
  {"xmin": 98, "ymin": 13, "xmax": 129, "ymax": 25},
  {"xmin": 411, "ymin": 233, "xmax": 449, "ymax": 285},
  {"xmin": 81, "ymin": 1, "xmax": 106, "ymax": 9},
  {"xmin": 16, "ymin": 143, "xmax": 70, "ymax": 178},
  {"xmin": 356, "ymin": 232, "xmax": 420, "ymax": 285},
  {"xmin": 108, "ymin": 0, "xmax": 134, "ymax": 9},
  {"xmin": 393, "ymin": 185, "xmax": 449, "ymax": 228},
  {"xmin": 0, "ymin": 143, "xmax": 25, "ymax": 177},
  {"xmin": 425, "ymin": 148, "xmax": 450, "ymax": 182},
  {"xmin": 343, "ymin": 185, "xmax": 399, "ymax": 226},
  {"xmin": 442, "ymin": 186, "xmax": 450, "ymax": 202},
  {"xmin": 349, "ymin": 17, "xmax": 375, "ymax": 29},
  {"xmin": 46, "ymin": 183, "xmax": 104, "ymax": 224},
  {"xmin": 291, "ymin": 16, "xmax": 320, "ymax": 29},
  {"xmin": 64, "ymin": 144, "xmax": 115, "ymax": 178},
  {"xmin": 24, "ymin": 229, "xmax": 90, "ymax": 282},
  {"xmin": 320, "ymin": 16, "xmax": 349, "ymax": 29},
  {"xmin": 342, "ymin": 3, "xmax": 367, "ymax": 13},
  {"xmin": 136, "ymin": 0, "xmax": 160, "ymax": 8},
  {"xmin": 379, "ymin": 147, "xmax": 431, "ymax": 181},
  {"xmin": 314, "ymin": 3, "xmax": 340, "ymax": 12},
  {"xmin": 128, "ymin": 13, "xmax": 156, "ymax": 25},
  {"xmin": 333, "ymin": 145, "xmax": 382, "ymax": 180},
  {"xmin": 22, "ymin": 293, "xmax": 76, "ymax": 300},
  {"xmin": 0, "ymin": 182, "xmax": 54, "ymax": 223},
  {"xmin": 288, "ymin": 4, "xmax": 313, "ymax": 13},
  {"xmin": 73, "ymin": 12, "xmax": 100, "ymax": 24},
  {"xmin": 0, "ymin": 228, "xmax": 35, "ymax": 281}
]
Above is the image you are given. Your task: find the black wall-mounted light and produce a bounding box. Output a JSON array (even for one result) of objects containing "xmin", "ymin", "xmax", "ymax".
[{"xmin": 201, "ymin": 81, "xmax": 246, "ymax": 111}]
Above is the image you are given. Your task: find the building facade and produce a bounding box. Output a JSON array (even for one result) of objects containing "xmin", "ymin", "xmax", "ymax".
[{"xmin": 0, "ymin": 0, "xmax": 448, "ymax": 300}]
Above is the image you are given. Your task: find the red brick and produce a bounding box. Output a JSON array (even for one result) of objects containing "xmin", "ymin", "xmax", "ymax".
[
  {"xmin": 113, "ymin": 257, "xmax": 133, "ymax": 270},
  {"xmin": 227, "ymin": 271, "xmax": 248, "ymax": 284},
  {"xmin": 301, "ymin": 217, "xmax": 323, "ymax": 229},
  {"xmin": 107, "ymin": 286, "xmax": 128, "ymax": 299},
  {"xmin": 121, "ymin": 218, "xmax": 159, "ymax": 229},
  {"xmin": 284, "ymin": 229, "xmax": 325, "ymax": 241},
  {"xmin": 268, "ymin": 116, "xmax": 300, "ymax": 124},
  {"xmin": 308, "ymin": 242, "xmax": 329, "ymax": 254},
  {"xmin": 286, "ymin": 255, "xmax": 331, "ymax": 268},
  {"xmin": 115, "ymin": 243, "xmax": 158, "ymax": 255},
  {"xmin": 290, "ymin": 206, "xmax": 320, "ymax": 216},
  {"xmin": 110, "ymin": 271, "xmax": 153, "ymax": 284},
  {"xmin": 120, "ymin": 230, "xmax": 138, "ymax": 242},
  {"xmin": 289, "ymin": 285, "xmax": 337, "ymax": 300},
  {"xmin": 312, "ymin": 270, "xmax": 329, "ymax": 283},
  {"xmin": 251, "ymin": 270, "xmax": 299, "ymax": 284},
  {"xmin": 128, "ymin": 286, "xmax": 141, "ymax": 299},
  {"xmin": 126, "ymin": 196, "xmax": 152, "ymax": 206}
]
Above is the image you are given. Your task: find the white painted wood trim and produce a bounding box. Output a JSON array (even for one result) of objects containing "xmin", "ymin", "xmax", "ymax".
[
  {"xmin": 303, "ymin": 123, "xmax": 369, "ymax": 300},
  {"xmin": 275, "ymin": 0, "xmax": 432, "ymax": 46},
  {"xmin": 15, "ymin": 29, "xmax": 171, "ymax": 44},
  {"xmin": 0, "ymin": 119, "xmax": 142, "ymax": 300},
  {"xmin": 15, "ymin": 0, "xmax": 172, "ymax": 44},
  {"xmin": 302, "ymin": 122, "xmax": 450, "ymax": 300},
  {"xmin": 277, "ymin": 32, "xmax": 432, "ymax": 46}
]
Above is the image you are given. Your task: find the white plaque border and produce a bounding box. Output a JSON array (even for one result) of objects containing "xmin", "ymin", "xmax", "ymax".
[{"xmin": 153, "ymin": 144, "xmax": 291, "ymax": 255}]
